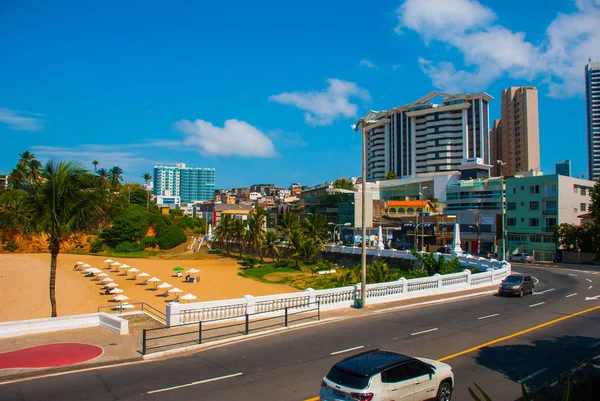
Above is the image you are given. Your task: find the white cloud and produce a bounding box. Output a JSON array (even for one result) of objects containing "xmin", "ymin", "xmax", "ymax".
[
  {"xmin": 0, "ymin": 108, "xmax": 45, "ymax": 131},
  {"xmin": 174, "ymin": 118, "xmax": 276, "ymax": 157},
  {"xmin": 269, "ymin": 78, "xmax": 371, "ymax": 126},
  {"xmin": 396, "ymin": 0, "xmax": 600, "ymax": 97},
  {"xmin": 359, "ymin": 59, "xmax": 378, "ymax": 69}
]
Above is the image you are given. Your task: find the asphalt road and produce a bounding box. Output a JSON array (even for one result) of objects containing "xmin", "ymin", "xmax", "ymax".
[{"xmin": 2, "ymin": 265, "xmax": 599, "ymax": 401}]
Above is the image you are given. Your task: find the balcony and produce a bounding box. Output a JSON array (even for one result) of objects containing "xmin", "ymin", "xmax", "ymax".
[
  {"xmin": 542, "ymin": 209, "xmax": 557, "ymax": 215},
  {"xmin": 541, "ymin": 226, "xmax": 555, "ymax": 233}
]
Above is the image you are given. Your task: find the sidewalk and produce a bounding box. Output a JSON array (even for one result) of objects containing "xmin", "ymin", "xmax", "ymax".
[{"xmin": 0, "ymin": 285, "xmax": 497, "ymax": 382}]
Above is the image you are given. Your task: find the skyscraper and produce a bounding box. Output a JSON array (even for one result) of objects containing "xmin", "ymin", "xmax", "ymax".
[
  {"xmin": 490, "ymin": 86, "xmax": 540, "ymax": 177},
  {"xmin": 153, "ymin": 163, "xmax": 215, "ymax": 204},
  {"xmin": 555, "ymin": 160, "xmax": 571, "ymax": 177},
  {"xmin": 364, "ymin": 91, "xmax": 493, "ymax": 181},
  {"xmin": 586, "ymin": 61, "xmax": 600, "ymax": 181}
]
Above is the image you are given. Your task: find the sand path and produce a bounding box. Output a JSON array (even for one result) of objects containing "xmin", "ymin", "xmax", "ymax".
[{"xmin": 0, "ymin": 253, "xmax": 297, "ymax": 322}]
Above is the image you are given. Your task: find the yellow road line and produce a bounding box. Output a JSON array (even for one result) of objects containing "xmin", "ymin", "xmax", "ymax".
[
  {"xmin": 437, "ymin": 305, "xmax": 600, "ymax": 362},
  {"xmin": 306, "ymin": 305, "xmax": 600, "ymax": 401}
]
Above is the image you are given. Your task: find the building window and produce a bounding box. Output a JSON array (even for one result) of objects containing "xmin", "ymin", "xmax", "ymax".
[
  {"xmin": 529, "ymin": 218, "xmax": 539, "ymax": 226},
  {"xmin": 530, "ymin": 235, "xmax": 542, "ymax": 243},
  {"xmin": 521, "ymin": 217, "xmax": 525, "ymax": 222},
  {"xmin": 574, "ymin": 207, "xmax": 578, "ymax": 213},
  {"xmin": 507, "ymin": 218, "xmax": 516, "ymax": 226},
  {"xmin": 573, "ymin": 185, "xmax": 578, "ymax": 194},
  {"xmin": 507, "ymin": 202, "xmax": 516, "ymax": 211},
  {"xmin": 581, "ymin": 203, "xmax": 587, "ymax": 212},
  {"xmin": 543, "ymin": 236, "xmax": 554, "ymax": 243},
  {"xmin": 520, "ymin": 186, "xmax": 524, "ymax": 191},
  {"xmin": 507, "ymin": 187, "xmax": 516, "ymax": 195},
  {"xmin": 520, "ymin": 202, "xmax": 525, "ymax": 207},
  {"xmin": 529, "ymin": 201, "xmax": 539, "ymax": 211},
  {"xmin": 581, "ymin": 188, "xmax": 587, "ymax": 196},
  {"xmin": 530, "ymin": 185, "xmax": 540, "ymax": 194}
]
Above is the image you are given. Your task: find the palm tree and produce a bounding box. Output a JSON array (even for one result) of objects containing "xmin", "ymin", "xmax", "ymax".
[
  {"xmin": 8, "ymin": 163, "xmax": 27, "ymax": 190},
  {"xmin": 232, "ymin": 219, "xmax": 247, "ymax": 257},
  {"xmin": 18, "ymin": 151, "xmax": 36, "ymax": 167},
  {"xmin": 261, "ymin": 230, "xmax": 280, "ymax": 262},
  {"xmin": 367, "ymin": 260, "xmax": 391, "ymax": 284},
  {"xmin": 108, "ymin": 166, "xmax": 123, "ymax": 189},
  {"xmin": 248, "ymin": 207, "xmax": 268, "ymax": 258},
  {"xmin": 303, "ymin": 214, "xmax": 329, "ymax": 246},
  {"xmin": 92, "ymin": 160, "xmax": 99, "ymax": 172},
  {"xmin": 142, "ymin": 173, "xmax": 152, "ymax": 210},
  {"xmin": 276, "ymin": 212, "xmax": 299, "ymax": 239},
  {"xmin": 296, "ymin": 237, "xmax": 320, "ymax": 264},
  {"xmin": 27, "ymin": 159, "xmax": 43, "ymax": 184},
  {"xmin": 336, "ymin": 270, "xmax": 356, "ymax": 287},
  {"xmin": 0, "ymin": 160, "xmax": 106, "ymax": 317},
  {"xmin": 214, "ymin": 214, "xmax": 233, "ymax": 254},
  {"xmin": 288, "ymin": 228, "xmax": 304, "ymax": 268}
]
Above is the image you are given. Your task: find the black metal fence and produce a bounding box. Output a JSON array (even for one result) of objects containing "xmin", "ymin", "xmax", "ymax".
[
  {"xmin": 141, "ymin": 301, "xmax": 320, "ymax": 355},
  {"xmin": 97, "ymin": 302, "xmax": 166, "ymax": 324}
]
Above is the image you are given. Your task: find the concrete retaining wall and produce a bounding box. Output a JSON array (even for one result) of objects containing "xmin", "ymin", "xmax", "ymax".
[{"xmin": 0, "ymin": 312, "xmax": 129, "ymax": 338}]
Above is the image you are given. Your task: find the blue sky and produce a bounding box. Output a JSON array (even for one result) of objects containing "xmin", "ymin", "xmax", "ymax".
[{"xmin": 1, "ymin": 0, "xmax": 599, "ymax": 188}]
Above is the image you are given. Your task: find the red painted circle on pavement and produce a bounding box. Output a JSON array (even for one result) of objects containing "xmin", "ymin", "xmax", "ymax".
[{"xmin": 0, "ymin": 343, "xmax": 103, "ymax": 369}]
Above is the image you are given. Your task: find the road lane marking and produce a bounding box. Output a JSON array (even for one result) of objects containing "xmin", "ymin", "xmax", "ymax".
[
  {"xmin": 147, "ymin": 372, "xmax": 243, "ymax": 394},
  {"xmin": 534, "ymin": 288, "xmax": 555, "ymax": 295},
  {"xmin": 569, "ymin": 274, "xmax": 578, "ymax": 277},
  {"xmin": 586, "ymin": 278, "xmax": 593, "ymax": 282},
  {"xmin": 411, "ymin": 328, "xmax": 438, "ymax": 336},
  {"xmin": 529, "ymin": 302, "xmax": 545, "ymax": 308},
  {"xmin": 531, "ymin": 276, "xmax": 540, "ymax": 285},
  {"xmin": 330, "ymin": 345, "xmax": 364, "ymax": 356},
  {"xmin": 566, "ymin": 293, "xmax": 578, "ymax": 298},
  {"xmin": 437, "ymin": 305, "xmax": 600, "ymax": 363},
  {"xmin": 478, "ymin": 313, "xmax": 500, "ymax": 320},
  {"xmin": 591, "ymin": 341, "xmax": 600, "ymax": 348},
  {"xmin": 519, "ymin": 367, "xmax": 548, "ymax": 383}
]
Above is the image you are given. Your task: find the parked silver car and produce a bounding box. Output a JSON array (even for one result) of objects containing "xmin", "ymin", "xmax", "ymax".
[{"xmin": 508, "ymin": 253, "xmax": 535, "ymax": 263}]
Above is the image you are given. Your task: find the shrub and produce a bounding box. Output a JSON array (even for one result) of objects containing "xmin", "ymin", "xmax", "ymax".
[
  {"xmin": 156, "ymin": 225, "xmax": 187, "ymax": 249},
  {"xmin": 115, "ymin": 241, "xmax": 142, "ymax": 253},
  {"xmin": 3, "ymin": 240, "xmax": 18, "ymax": 253},
  {"xmin": 89, "ymin": 240, "xmax": 104, "ymax": 253},
  {"xmin": 239, "ymin": 256, "xmax": 259, "ymax": 268},
  {"xmin": 141, "ymin": 236, "xmax": 158, "ymax": 249}
]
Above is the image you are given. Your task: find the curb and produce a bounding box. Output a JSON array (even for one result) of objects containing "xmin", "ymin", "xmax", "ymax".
[{"xmin": 0, "ymin": 357, "xmax": 144, "ymax": 384}]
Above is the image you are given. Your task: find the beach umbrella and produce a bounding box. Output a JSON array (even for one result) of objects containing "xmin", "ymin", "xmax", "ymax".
[
  {"xmin": 148, "ymin": 276, "xmax": 161, "ymax": 289},
  {"xmin": 180, "ymin": 293, "xmax": 197, "ymax": 303},
  {"xmin": 104, "ymin": 259, "xmax": 114, "ymax": 263},
  {"xmin": 82, "ymin": 263, "xmax": 91, "ymax": 268},
  {"xmin": 138, "ymin": 272, "xmax": 150, "ymax": 278},
  {"xmin": 98, "ymin": 273, "xmax": 108, "ymax": 278},
  {"xmin": 119, "ymin": 303, "xmax": 135, "ymax": 310},
  {"xmin": 76, "ymin": 261, "xmax": 85, "ymax": 265},
  {"xmin": 120, "ymin": 264, "xmax": 130, "ymax": 269},
  {"xmin": 85, "ymin": 267, "xmax": 95, "ymax": 273},
  {"xmin": 127, "ymin": 267, "xmax": 139, "ymax": 273},
  {"xmin": 111, "ymin": 261, "xmax": 122, "ymax": 271},
  {"xmin": 109, "ymin": 288, "xmax": 124, "ymax": 294},
  {"xmin": 90, "ymin": 268, "xmax": 102, "ymax": 273},
  {"xmin": 168, "ymin": 287, "xmax": 182, "ymax": 294},
  {"xmin": 113, "ymin": 295, "xmax": 129, "ymax": 302},
  {"xmin": 102, "ymin": 277, "xmax": 114, "ymax": 283},
  {"xmin": 106, "ymin": 282, "xmax": 119, "ymax": 288},
  {"xmin": 157, "ymin": 282, "xmax": 172, "ymax": 289},
  {"xmin": 186, "ymin": 268, "xmax": 200, "ymax": 274},
  {"xmin": 173, "ymin": 267, "xmax": 185, "ymax": 272}
]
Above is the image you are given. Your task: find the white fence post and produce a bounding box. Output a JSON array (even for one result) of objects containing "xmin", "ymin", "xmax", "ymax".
[
  {"xmin": 166, "ymin": 302, "xmax": 181, "ymax": 327},
  {"xmin": 243, "ymin": 295, "xmax": 256, "ymax": 315},
  {"xmin": 433, "ymin": 273, "xmax": 442, "ymax": 289},
  {"xmin": 398, "ymin": 277, "xmax": 408, "ymax": 294},
  {"xmin": 464, "ymin": 269, "xmax": 472, "ymax": 287},
  {"xmin": 304, "ymin": 288, "xmax": 317, "ymax": 305}
]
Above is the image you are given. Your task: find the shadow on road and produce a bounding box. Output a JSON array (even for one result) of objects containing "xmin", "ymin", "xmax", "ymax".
[{"xmin": 474, "ymin": 334, "xmax": 599, "ymax": 390}]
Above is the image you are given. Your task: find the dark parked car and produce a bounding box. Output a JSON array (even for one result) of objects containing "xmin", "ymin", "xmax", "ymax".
[
  {"xmin": 436, "ymin": 247, "xmax": 452, "ymax": 254},
  {"xmin": 498, "ymin": 274, "xmax": 535, "ymax": 297}
]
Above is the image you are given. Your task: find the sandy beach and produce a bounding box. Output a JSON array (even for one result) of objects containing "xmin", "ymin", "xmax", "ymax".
[{"xmin": 0, "ymin": 253, "xmax": 298, "ymax": 322}]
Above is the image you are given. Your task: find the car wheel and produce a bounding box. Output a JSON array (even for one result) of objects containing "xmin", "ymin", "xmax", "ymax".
[
  {"xmin": 436, "ymin": 381, "xmax": 452, "ymax": 401},
  {"xmin": 519, "ymin": 289, "xmax": 524, "ymax": 297}
]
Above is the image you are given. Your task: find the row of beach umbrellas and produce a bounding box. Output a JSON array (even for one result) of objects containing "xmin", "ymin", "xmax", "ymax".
[{"xmin": 74, "ymin": 260, "xmax": 198, "ymax": 303}]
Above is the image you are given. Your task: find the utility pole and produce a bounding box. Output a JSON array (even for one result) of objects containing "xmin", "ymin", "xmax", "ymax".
[{"xmin": 498, "ymin": 160, "xmax": 507, "ymax": 261}]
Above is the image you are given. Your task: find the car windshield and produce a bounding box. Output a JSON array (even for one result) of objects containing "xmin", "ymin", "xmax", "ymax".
[
  {"xmin": 326, "ymin": 367, "xmax": 370, "ymax": 390},
  {"xmin": 504, "ymin": 275, "xmax": 523, "ymax": 283}
]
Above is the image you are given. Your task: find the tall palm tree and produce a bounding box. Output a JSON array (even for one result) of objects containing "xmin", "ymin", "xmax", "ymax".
[
  {"xmin": 0, "ymin": 160, "xmax": 106, "ymax": 317},
  {"xmin": 214, "ymin": 214, "xmax": 233, "ymax": 254},
  {"xmin": 142, "ymin": 173, "xmax": 152, "ymax": 210},
  {"xmin": 296, "ymin": 237, "xmax": 320, "ymax": 264},
  {"xmin": 8, "ymin": 163, "xmax": 27, "ymax": 190},
  {"xmin": 261, "ymin": 230, "xmax": 280, "ymax": 262},
  {"xmin": 248, "ymin": 207, "xmax": 268, "ymax": 258},
  {"xmin": 288, "ymin": 227, "xmax": 304, "ymax": 267},
  {"xmin": 303, "ymin": 213, "xmax": 329, "ymax": 247},
  {"xmin": 276, "ymin": 212, "xmax": 299, "ymax": 239},
  {"xmin": 18, "ymin": 151, "xmax": 35, "ymax": 167},
  {"xmin": 232, "ymin": 219, "xmax": 247, "ymax": 257},
  {"xmin": 108, "ymin": 166, "xmax": 123, "ymax": 189},
  {"xmin": 92, "ymin": 160, "xmax": 99, "ymax": 172},
  {"xmin": 367, "ymin": 260, "xmax": 391, "ymax": 284},
  {"xmin": 27, "ymin": 159, "xmax": 43, "ymax": 184}
]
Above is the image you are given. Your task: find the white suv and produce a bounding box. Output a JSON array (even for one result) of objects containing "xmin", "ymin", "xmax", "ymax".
[{"xmin": 320, "ymin": 349, "xmax": 454, "ymax": 401}]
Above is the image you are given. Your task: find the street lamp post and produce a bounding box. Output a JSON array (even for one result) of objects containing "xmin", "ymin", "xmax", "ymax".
[
  {"xmin": 353, "ymin": 115, "xmax": 390, "ymax": 307},
  {"xmin": 497, "ymin": 160, "xmax": 507, "ymax": 261},
  {"xmin": 420, "ymin": 185, "xmax": 428, "ymax": 252},
  {"xmin": 328, "ymin": 222, "xmax": 351, "ymax": 244}
]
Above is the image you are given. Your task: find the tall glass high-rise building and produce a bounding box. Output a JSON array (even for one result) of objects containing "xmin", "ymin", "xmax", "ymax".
[
  {"xmin": 153, "ymin": 163, "xmax": 215, "ymax": 204},
  {"xmin": 586, "ymin": 61, "xmax": 600, "ymax": 181}
]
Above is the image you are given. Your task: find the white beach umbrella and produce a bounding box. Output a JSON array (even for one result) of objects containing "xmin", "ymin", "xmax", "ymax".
[
  {"xmin": 104, "ymin": 259, "xmax": 114, "ymax": 263},
  {"xmin": 120, "ymin": 263, "xmax": 130, "ymax": 269},
  {"xmin": 180, "ymin": 293, "xmax": 197, "ymax": 302},
  {"xmin": 127, "ymin": 267, "xmax": 139, "ymax": 273},
  {"xmin": 138, "ymin": 272, "xmax": 150, "ymax": 278},
  {"xmin": 112, "ymin": 261, "xmax": 121, "ymax": 266},
  {"xmin": 85, "ymin": 267, "xmax": 95, "ymax": 273},
  {"xmin": 119, "ymin": 303, "xmax": 135, "ymax": 310},
  {"xmin": 186, "ymin": 268, "xmax": 200, "ymax": 274},
  {"xmin": 168, "ymin": 287, "xmax": 182, "ymax": 294},
  {"xmin": 109, "ymin": 288, "xmax": 124, "ymax": 294},
  {"xmin": 90, "ymin": 268, "xmax": 102, "ymax": 273},
  {"xmin": 113, "ymin": 295, "xmax": 129, "ymax": 302},
  {"xmin": 148, "ymin": 277, "xmax": 161, "ymax": 282},
  {"xmin": 76, "ymin": 261, "xmax": 85, "ymax": 265},
  {"xmin": 102, "ymin": 277, "xmax": 114, "ymax": 283},
  {"xmin": 98, "ymin": 273, "xmax": 108, "ymax": 278},
  {"xmin": 106, "ymin": 282, "xmax": 119, "ymax": 288},
  {"xmin": 82, "ymin": 263, "xmax": 91, "ymax": 268},
  {"xmin": 157, "ymin": 282, "xmax": 172, "ymax": 289}
]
